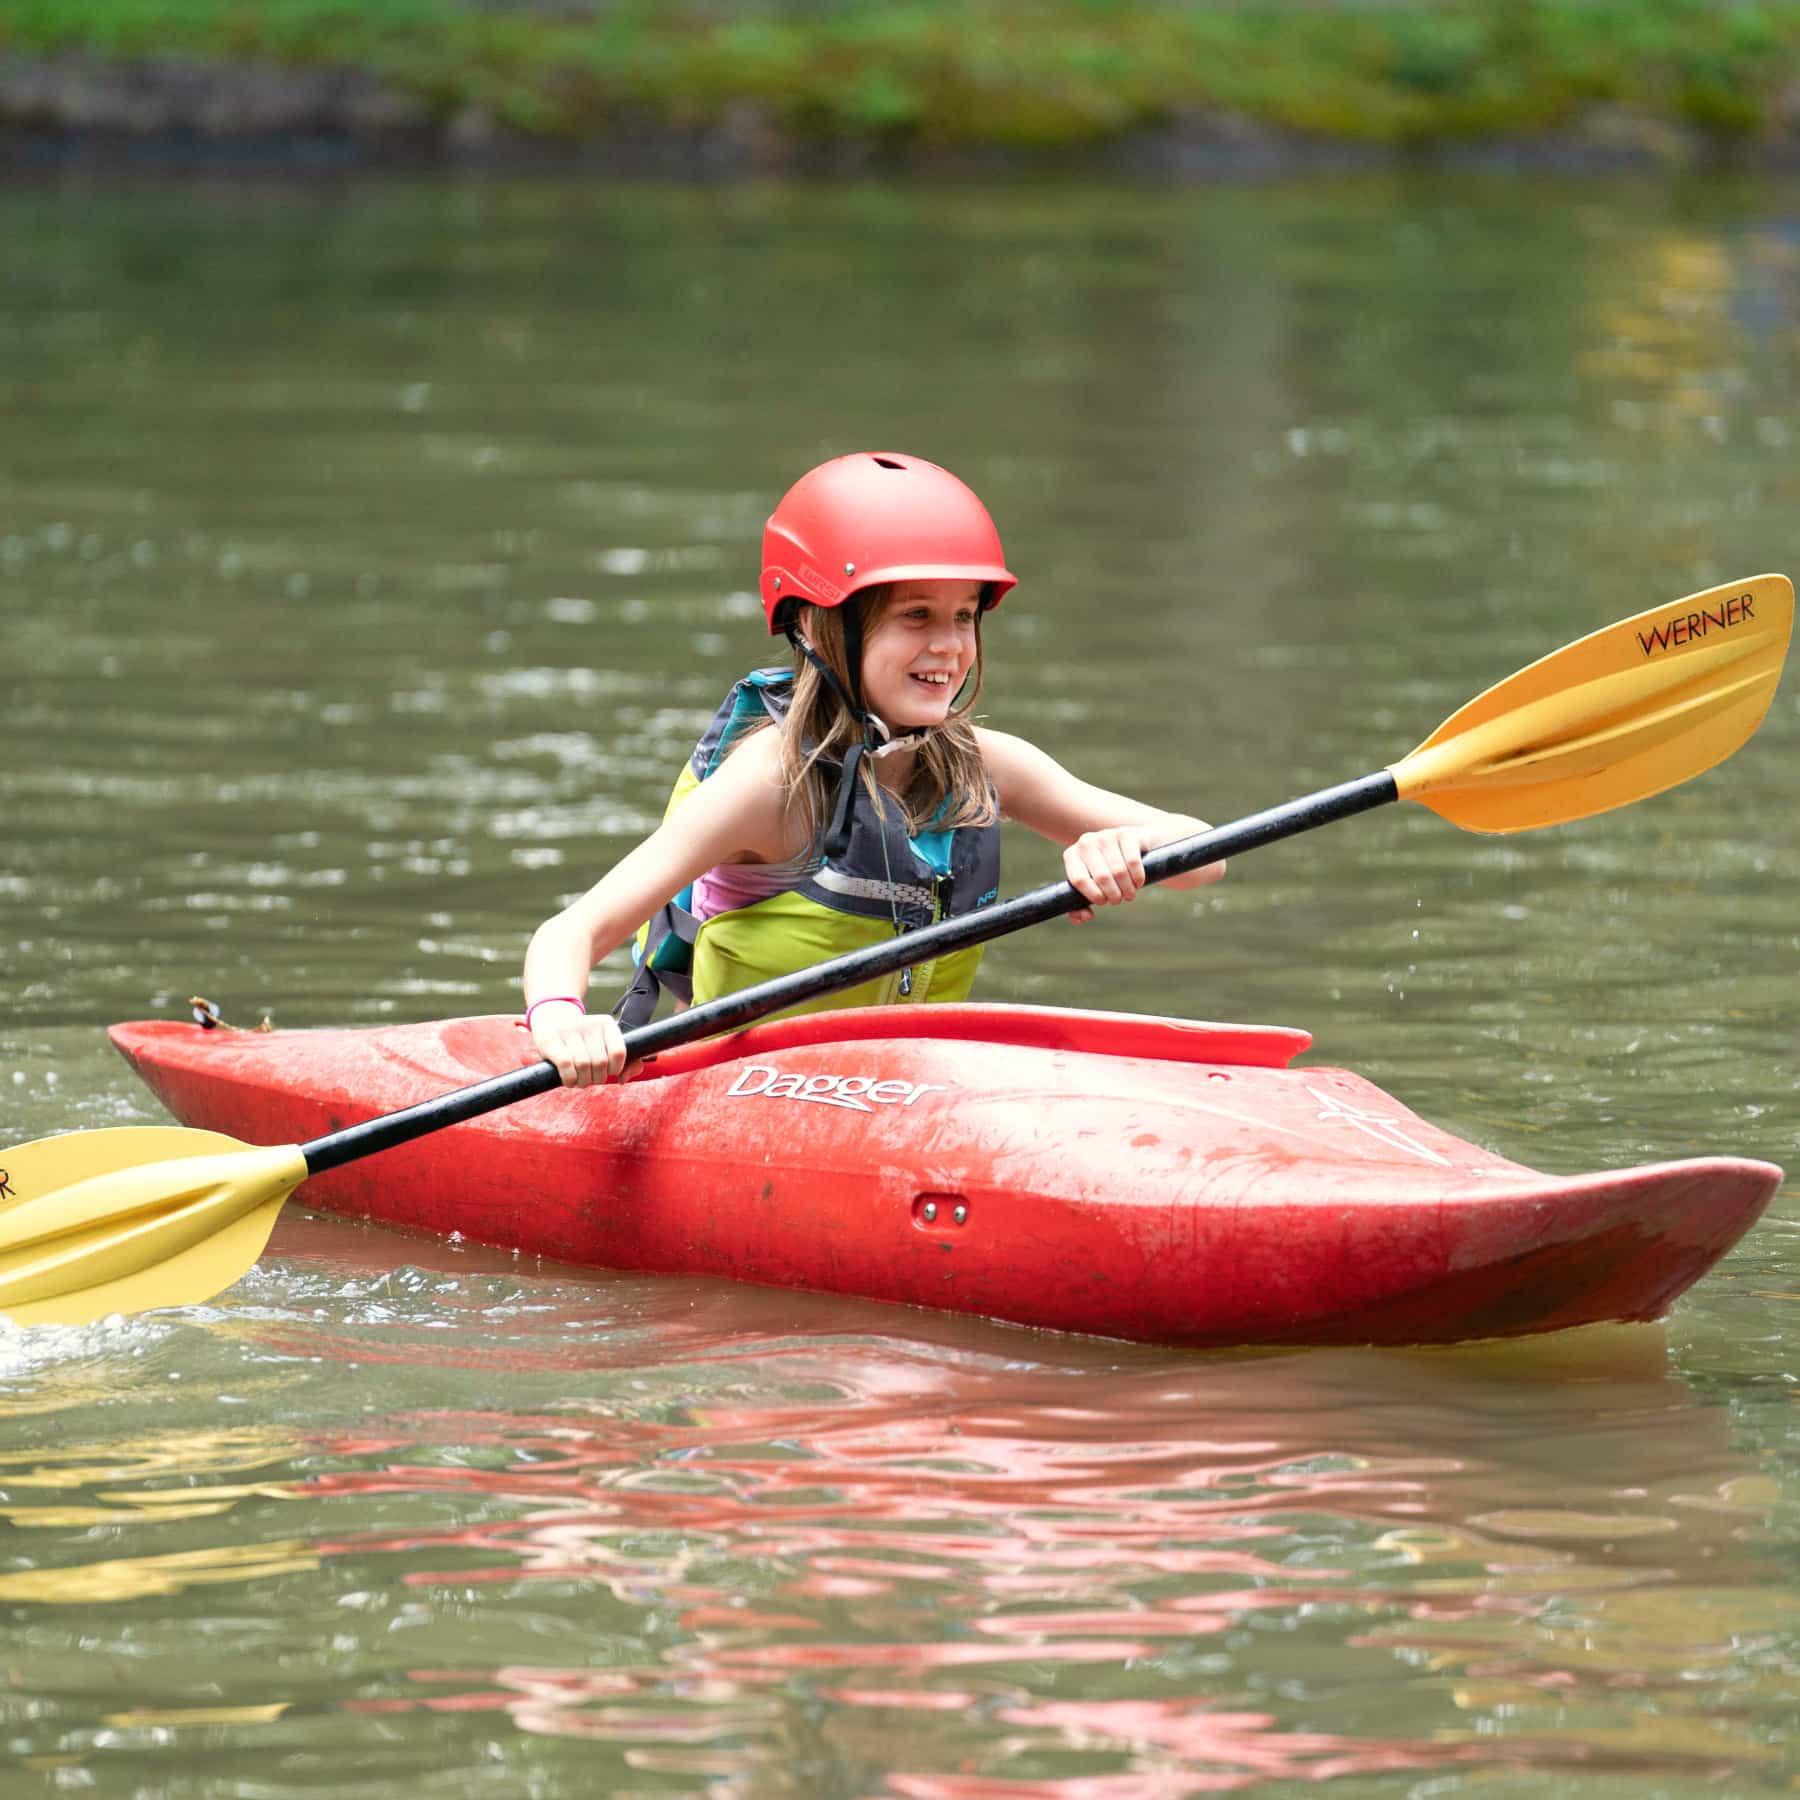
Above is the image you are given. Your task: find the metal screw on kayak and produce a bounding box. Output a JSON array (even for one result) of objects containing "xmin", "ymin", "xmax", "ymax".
[
  {"xmin": 844, "ymin": 562, "xmax": 855, "ymax": 576},
  {"xmin": 953, "ymin": 1204, "xmax": 967, "ymax": 1225},
  {"xmin": 922, "ymin": 1200, "xmax": 938, "ymax": 1223}
]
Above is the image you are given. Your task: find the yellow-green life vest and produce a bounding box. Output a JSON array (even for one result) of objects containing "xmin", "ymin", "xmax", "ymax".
[{"xmin": 615, "ymin": 668, "xmax": 1001, "ymax": 1028}]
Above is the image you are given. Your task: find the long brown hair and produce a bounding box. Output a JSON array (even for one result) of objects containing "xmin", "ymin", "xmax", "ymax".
[{"xmin": 775, "ymin": 588, "xmax": 999, "ymax": 840}]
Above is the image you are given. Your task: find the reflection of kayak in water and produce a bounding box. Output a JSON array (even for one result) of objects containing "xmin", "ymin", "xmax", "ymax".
[
  {"xmin": 109, "ymin": 1006, "xmax": 1780, "ymax": 1348},
  {"xmin": 236, "ymin": 1269, "xmax": 1777, "ymax": 1781},
  {"xmin": 227, "ymin": 1210, "xmax": 1771, "ymax": 1602},
  {"xmin": 44, "ymin": 1194, "xmax": 1778, "ymax": 1785}
]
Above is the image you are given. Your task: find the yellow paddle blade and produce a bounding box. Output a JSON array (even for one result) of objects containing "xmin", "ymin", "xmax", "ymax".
[
  {"xmin": 0, "ymin": 1127, "xmax": 308, "ymax": 1327},
  {"xmin": 1391, "ymin": 573, "xmax": 1793, "ymax": 833}
]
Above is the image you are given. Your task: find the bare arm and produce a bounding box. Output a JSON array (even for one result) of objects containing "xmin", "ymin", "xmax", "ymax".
[
  {"xmin": 977, "ymin": 728, "xmax": 1224, "ymax": 922},
  {"xmin": 523, "ymin": 729, "xmax": 797, "ymax": 1084}
]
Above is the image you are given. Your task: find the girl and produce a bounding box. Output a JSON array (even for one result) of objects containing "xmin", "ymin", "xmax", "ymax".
[{"xmin": 523, "ymin": 451, "xmax": 1224, "ymax": 1087}]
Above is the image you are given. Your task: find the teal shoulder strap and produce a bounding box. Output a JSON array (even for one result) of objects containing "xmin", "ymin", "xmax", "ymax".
[{"xmin": 693, "ymin": 667, "xmax": 791, "ymax": 779}]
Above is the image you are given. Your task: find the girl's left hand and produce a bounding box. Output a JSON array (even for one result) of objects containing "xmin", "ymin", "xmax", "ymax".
[{"xmin": 1062, "ymin": 827, "xmax": 1150, "ymax": 925}]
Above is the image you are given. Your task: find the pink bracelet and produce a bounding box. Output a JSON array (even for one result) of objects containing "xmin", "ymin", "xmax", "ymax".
[{"xmin": 524, "ymin": 995, "xmax": 587, "ymax": 1029}]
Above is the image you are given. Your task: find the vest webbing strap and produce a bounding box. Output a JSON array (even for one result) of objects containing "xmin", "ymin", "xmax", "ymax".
[{"xmin": 812, "ymin": 866, "xmax": 935, "ymax": 909}]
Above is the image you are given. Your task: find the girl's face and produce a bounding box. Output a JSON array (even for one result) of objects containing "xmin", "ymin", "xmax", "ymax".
[{"xmin": 858, "ymin": 579, "xmax": 982, "ymax": 731}]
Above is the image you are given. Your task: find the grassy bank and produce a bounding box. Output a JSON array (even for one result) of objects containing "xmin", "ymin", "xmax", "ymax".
[{"xmin": 7, "ymin": 0, "xmax": 1800, "ymax": 151}]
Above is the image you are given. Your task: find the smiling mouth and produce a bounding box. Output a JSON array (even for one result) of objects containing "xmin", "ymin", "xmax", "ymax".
[{"xmin": 909, "ymin": 671, "xmax": 953, "ymax": 689}]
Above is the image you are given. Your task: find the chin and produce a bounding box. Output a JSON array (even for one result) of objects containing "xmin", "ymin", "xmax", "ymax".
[
  {"xmin": 892, "ymin": 699, "xmax": 953, "ymax": 731},
  {"xmin": 874, "ymin": 687, "xmax": 953, "ymax": 731}
]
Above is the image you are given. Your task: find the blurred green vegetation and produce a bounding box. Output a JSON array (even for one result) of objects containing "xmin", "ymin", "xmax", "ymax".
[{"xmin": 8, "ymin": 0, "xmax": 1800, "ymax": 148}]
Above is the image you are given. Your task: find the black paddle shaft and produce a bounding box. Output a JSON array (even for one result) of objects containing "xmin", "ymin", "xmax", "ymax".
[{"xmin": 299, "ymin": 770, "xmax": 1399, "ymax": 1176}]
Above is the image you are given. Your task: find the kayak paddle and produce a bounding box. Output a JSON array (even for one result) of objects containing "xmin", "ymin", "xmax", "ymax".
[{"xmin": 2, "ymin": 572, "xmax": 1790, "ymax": 1327}]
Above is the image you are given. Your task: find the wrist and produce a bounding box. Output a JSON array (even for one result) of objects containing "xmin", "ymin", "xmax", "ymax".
[{"xmin": 524, "ymin": 994, "xmax": 587, "ymax": 1029}]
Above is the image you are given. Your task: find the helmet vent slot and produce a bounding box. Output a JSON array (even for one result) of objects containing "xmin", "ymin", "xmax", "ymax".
[{"xmin": 872, "ymin": 456, "xmax": 906, "ymax": 469}]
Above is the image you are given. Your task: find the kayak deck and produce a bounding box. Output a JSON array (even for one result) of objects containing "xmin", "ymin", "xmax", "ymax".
[{"xmin": 107, "ymin": 1006, "xmax": 1781, "ymax": 1348}]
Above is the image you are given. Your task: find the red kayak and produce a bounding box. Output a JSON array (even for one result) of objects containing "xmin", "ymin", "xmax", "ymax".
[{"xmin": 108, "ymin": 1007, "xmax": 1780, "ymax": 1347}]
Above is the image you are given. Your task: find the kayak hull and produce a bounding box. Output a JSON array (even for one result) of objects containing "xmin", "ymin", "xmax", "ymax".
[{"xmin": 107, "ymin": 1008, "xmax": 1780, "ymax": 1347}]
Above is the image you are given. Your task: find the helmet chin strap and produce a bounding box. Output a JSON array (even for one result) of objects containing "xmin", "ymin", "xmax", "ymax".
[
  {"xmin": 870, "ymin": 725, "xmax": 932, "ymax": 758},
  {"xmin": 785, "ymin": 622, "xmax": 866, "ymax": 721}
]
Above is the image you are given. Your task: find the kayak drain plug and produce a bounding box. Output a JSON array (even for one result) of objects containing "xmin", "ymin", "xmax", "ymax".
[{"xmin": 914, "ymin": 1194, "xmax": 969, "ymax": 1230}]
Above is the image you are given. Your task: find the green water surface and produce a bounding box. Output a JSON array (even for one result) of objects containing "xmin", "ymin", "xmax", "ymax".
[{"xmin": 1, "ymin": 172, "xmax": 1796, "ymax": 1796}]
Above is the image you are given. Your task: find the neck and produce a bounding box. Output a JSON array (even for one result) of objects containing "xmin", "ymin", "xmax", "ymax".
[
  {"xmin": 873, "ymin": 744, "xmax": 918, "ymax": 792},
  {"xmin": 867, "ymin": 712, "xmax": 936, "ymax": 784}
]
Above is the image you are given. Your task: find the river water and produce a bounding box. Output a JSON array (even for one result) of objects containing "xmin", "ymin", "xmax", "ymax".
[{"xmin": 2, "ymin": 172, "xmax": 1796, "ymax": 1795}]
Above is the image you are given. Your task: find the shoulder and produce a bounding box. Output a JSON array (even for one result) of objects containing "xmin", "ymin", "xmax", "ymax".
[
  {"xmin": 972, "ymin": 726, "xmax": 1032, "ymax": 771},
  {"xmin": 973, "ymin": 727, "xmax": 1061, "ymax": 806},
  {"xmin": 715, "ymin": 718, "xmax": 787, "ymax": 783},
  {"xmin": 698, "ymin": 716, "xmax": 806, "ymax": 864},
  {"xmin": 658, "ymin": 722, "xmax": 796, "ymax": 864}
]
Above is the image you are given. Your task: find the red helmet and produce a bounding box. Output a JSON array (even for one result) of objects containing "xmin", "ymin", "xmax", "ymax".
[{"xmin": 760, "ymin": 452, "xmax": 1016, "ymax": 634}]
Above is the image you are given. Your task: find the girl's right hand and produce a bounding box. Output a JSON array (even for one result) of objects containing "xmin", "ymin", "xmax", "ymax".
[{"xmin": 527, "ymin": 1001, "xmax": 628, "ymax": 1088}]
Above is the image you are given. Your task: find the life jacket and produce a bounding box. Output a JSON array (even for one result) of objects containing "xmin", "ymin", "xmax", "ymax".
[{"xmin": 614, "ymin": 668, "xmax": 1001, "ymax": 1029}]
